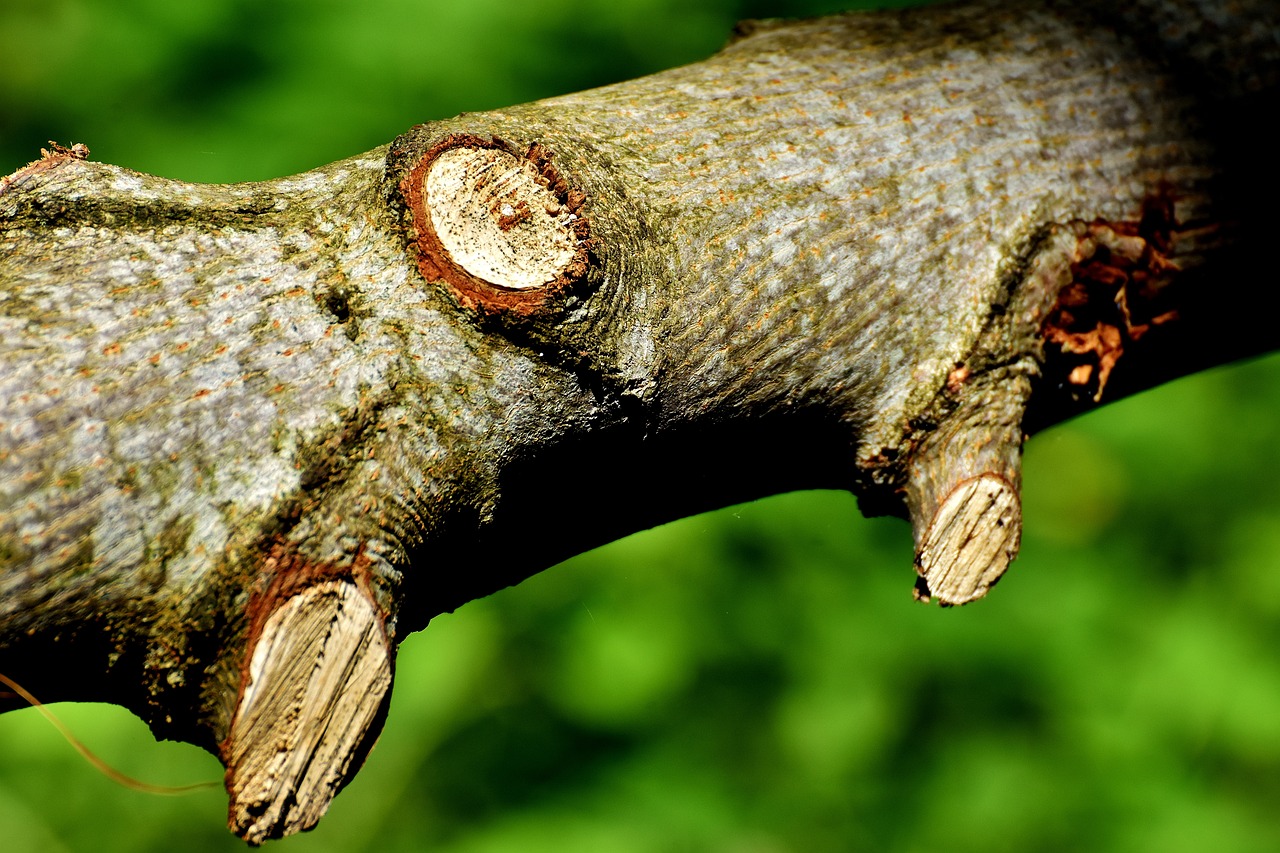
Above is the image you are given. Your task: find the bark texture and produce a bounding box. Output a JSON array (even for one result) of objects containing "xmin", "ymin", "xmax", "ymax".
[{"xmin": 2, "ymin": 0, "xmax": 1278, "ymax": 840}]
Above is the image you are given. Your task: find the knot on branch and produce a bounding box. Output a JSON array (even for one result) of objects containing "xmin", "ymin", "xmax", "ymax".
[{"xmin": 401, "ymin": 135, "xmax": 594, "ymax": 316}]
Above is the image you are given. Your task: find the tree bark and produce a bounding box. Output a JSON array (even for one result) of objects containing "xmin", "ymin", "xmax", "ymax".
[{"xmin": 2, "ymin": 0, "xmax": 1278, "ymax": 841}]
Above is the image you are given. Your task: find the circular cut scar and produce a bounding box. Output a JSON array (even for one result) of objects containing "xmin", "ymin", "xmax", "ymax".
[{"xmin": 423, "ymin": 147, "xmax": 578, "ymax": 291}]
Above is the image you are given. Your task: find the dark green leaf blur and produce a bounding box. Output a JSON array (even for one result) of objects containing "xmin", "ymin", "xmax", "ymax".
[{"xmin": 3, "ymin": 1, "xmax": 1280, "ymax": 851}]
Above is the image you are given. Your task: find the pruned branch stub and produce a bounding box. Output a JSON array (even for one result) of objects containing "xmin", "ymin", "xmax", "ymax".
[{"xmin": 400, "ymin": 135, "xmax": 594, "ymax": 315}]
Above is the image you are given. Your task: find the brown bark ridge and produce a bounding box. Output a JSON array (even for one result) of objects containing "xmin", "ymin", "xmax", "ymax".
[{"xmin": 2, "ymin": 0, "xmax": 1278, "ymax": 840}]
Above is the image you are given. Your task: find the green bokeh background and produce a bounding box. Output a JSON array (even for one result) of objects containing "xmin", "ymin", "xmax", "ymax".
[{"xmin": 3, "ymin": 1, "xmax": 1280, "ymax": 851}]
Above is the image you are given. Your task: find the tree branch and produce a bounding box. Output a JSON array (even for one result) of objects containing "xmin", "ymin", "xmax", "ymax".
[{"xmin": 2, "ymin": 0, "xmax": 1278, "ymax": 840}]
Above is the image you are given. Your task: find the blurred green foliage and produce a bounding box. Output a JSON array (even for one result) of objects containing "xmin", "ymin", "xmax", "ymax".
[{"xmin": 3, "ymin": 1, "xmax": 1280, "ymax": 851}]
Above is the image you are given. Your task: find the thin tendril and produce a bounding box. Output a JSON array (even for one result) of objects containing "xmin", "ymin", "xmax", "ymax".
[{"xmin": 0, "ymin": 671, "xmax": 218, "ymax": 796}]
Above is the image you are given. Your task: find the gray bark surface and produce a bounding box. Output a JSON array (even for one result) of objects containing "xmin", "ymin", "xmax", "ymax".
[{"xmin": 2, "ymin": 0, "xmax": 1278, "ymax": 840}]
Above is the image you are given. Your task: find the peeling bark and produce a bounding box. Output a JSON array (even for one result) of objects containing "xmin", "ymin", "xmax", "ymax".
[{"xmin": 2, "ymin": 0, "xmax": 1279, "ymax": 840}]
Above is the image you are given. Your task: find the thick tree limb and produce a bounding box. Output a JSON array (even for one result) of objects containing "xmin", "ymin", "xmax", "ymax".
[{"xmin": 2, "ymin": 0, "xmax": 1278, "ymax": 840}]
